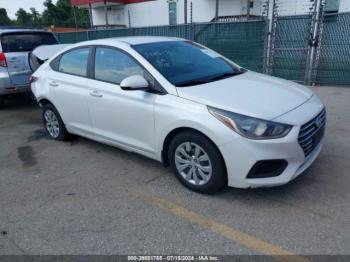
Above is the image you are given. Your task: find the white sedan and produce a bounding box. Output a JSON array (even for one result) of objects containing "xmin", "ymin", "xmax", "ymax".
[{"xmin": 31, "ymin": 37, "xmax": 326, "ymax": 193}]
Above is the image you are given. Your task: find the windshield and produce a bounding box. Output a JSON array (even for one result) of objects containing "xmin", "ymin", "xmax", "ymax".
[
  {"xmin": 132, "ymin": 41, "xmax": 245, "ymax": 87},
  {"xmin": 1, "ymin": 32, "xmax": 58, "ymax": 53}
]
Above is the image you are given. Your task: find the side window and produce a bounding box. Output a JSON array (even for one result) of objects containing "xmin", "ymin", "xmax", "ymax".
[
  {"xmin": 94, "ymin": 47, "xmax": 144, "ymax": 85},
  {"xmin": 58, "ymin": 48, "xmax": 90, "ymax": 77}
]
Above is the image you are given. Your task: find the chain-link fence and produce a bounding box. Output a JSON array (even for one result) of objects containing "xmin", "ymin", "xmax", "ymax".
[
  {"xmin": 270, "ymin": 15, "xmax": 311, "ymax": 83},
  {"xmin": 56, "ymin": 13, "xmax": 350, "ymax": 86},
  {"xmin": 194, "ymin": 21, "xmax": 266, "ymax": 72},
  {"xmin": 315, "ymin": 12, "xmax": 350, "ymax": 85},
  {"xmin": 56, "ymin": 20, "xmax": 267, "ymax": 73}
]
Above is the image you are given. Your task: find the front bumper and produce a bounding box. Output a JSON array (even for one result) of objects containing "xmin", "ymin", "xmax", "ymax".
[{"xmin": 219, "ymin": 95, "xmax": 325, "ymax": 189}]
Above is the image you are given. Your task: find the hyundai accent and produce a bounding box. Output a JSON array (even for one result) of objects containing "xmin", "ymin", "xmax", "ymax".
[{"xmin": 30, "ymin": 37, "xmax": 326, "ymax": 193}]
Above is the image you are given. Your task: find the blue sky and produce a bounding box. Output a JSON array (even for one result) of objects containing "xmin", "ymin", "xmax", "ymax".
[{"xmin": 1, "ymin": 0, "xmax": 46, "ymax": 19}]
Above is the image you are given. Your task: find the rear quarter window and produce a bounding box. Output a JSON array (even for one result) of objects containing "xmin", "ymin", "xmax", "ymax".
[
  {"xmin": 58, "ymin": 48, "xmax": 90, "ymax": 77},
  {"xmin": 0, "ymin": 32, "xmax": 58, "ymax": 52}
]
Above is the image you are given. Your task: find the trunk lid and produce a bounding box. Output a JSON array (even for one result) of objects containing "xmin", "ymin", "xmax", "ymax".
[{"xmin": 29, "ymin": 44, "xmax": 71, "ymax": 72}]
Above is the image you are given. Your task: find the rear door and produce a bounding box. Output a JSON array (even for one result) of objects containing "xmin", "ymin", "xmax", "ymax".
[
  {"xmin": 0, "ymin": 32, "xmax": 58, "ymax": 86},
  {"xmin": 47, "ymin": 47, "xmax": 93, "ymax": 137}
]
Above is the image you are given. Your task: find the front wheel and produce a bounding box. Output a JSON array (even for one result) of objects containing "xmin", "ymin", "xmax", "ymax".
[
  {"xmin": 168, "ymin": 131, "xmax": 227, "ymax": 194},
  {"xmin": 42, "ymin": 104, "xmax": 70, "ymax": 141}
]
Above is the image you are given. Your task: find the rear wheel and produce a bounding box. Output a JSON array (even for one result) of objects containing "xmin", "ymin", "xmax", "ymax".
[
  {"xmin": 168, "ymin": 131, "xmax": 227, "ymax": 194},
  {"xmin": 42, "ymin": 103, "xmax": 70, "ymax": 141},
  {"xmin": 0, "ymin": 96, "xmax": 5, "ymax": 108}
]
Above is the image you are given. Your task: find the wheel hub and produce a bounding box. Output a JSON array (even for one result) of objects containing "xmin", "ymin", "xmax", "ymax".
[
  {"xmin": 44, "ymin": 109, "xmax": 60, "ymax": 138},
  {"xmin": 174, "ymin": 142, "xmax": 212, "ymax": 186}
]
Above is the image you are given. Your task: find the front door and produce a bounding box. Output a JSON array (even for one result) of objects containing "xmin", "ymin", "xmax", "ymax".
[{"xmin": 87, "ymin": 47, "xmax": 156, "ymax": 154}]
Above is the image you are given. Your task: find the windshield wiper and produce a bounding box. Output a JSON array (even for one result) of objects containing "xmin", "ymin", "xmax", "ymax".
[
  {"xmin": 176, "ymin": 69, "xmax": 246, "ymax": 87},
  {"xmin": 207, "ymin": 70, "xmax": 245, "ymax": 82},
  {"xmin": 176, "ymin": 78, "xmax": 212, "ymax": 87}
]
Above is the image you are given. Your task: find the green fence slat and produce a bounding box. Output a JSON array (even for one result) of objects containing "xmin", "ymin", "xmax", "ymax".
[
  {"xmin": 55, "ymin": 15, "xmax": 350, "ymax": 86},
  {"xmin": 271, "ymin": 15, "xmax": 311, "ymax": 82},
  {"xmin": 56, "ymin": 21, "xmax": 266, "ymax": 73},
  {"xmin": 315, "ymin": 13, "xmax": 350, "ymax": 85}
]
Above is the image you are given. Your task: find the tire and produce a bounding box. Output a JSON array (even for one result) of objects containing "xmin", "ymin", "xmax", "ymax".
[
  {"xmin": 42, "ymin": 103, "xmax": 70, "ymax": 141},
  {"xmin": 168, "ymin": 131, "xmax": 227, "ymax": 194},
  {"xmin": 0, "ymin": 97, "xmax": 4, "ymax": 108}
]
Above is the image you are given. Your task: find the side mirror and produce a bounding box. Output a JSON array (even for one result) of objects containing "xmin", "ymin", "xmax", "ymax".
[{"xmin": 120, "ymin": 75, "xmax": 150, "ymax": 91}]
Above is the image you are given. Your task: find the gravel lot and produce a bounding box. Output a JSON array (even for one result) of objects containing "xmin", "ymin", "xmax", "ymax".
[{"xmin": 0, "ymin": 86, "xmax": 349, "ymax": 256}]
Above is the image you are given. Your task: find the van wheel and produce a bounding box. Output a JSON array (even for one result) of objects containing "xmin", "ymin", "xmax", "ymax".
[
  {"xmin": 42, "ymin": 104, "xmax": 70, "ymax": 141},
  {"xmin": 168, "ymin": 131, "xmax": 227, "ymax": 194}
]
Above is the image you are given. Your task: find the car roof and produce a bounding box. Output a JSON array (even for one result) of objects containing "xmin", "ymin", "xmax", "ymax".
[
  {"xmin": 81, "ymin": 36, "xmax": 185, "ymax": 46},
  {"xmin": 0, "ymin": 28, "xmax": 50, "ymax": 36}
]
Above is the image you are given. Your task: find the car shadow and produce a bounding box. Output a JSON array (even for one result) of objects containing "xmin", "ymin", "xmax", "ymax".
[
  {"xmin": 210, "ymin": 158, "xmax": 337, "ymax": 218},
  {"xmin": 1, "ymin": 94, "xmax": 37, "ymax": 110}
]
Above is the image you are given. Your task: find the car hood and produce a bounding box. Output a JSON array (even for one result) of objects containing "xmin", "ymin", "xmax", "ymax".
[{"xmin": 176, "ymin": 71, "xmax": 313, "ymax": 120}]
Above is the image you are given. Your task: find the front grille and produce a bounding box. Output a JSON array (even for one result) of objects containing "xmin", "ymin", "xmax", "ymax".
[{"xmin": 298, "ymin": 108, "xmax": 326, "ymax": 157}]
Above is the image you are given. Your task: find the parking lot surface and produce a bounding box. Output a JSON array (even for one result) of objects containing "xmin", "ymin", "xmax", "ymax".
[{"xmin": 0, "ymin": 86, "xmax": 350, "ymax": 256}]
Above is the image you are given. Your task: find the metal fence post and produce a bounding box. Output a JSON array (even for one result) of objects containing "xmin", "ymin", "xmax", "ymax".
[
  {"xmin": 128, "ymin": 10, "xmax": 131, "ymax": 28},
  {"xmin": 305, "ymin": 0, "xmax": 324, "ymax": 85},
  {"xmin": 128, "ymin": 27, "xmax": 135, "ymax": 36},
  {"xmin": 190, "ymin": 22, "xmax": 195, "ymax": 41},
  {"xmin": 311, "ymin": 0, "xmax": 326, "ymax": 86},
  {"xmin": 263, "ymin": 0, "xmax": 277, "ymax": 75}
]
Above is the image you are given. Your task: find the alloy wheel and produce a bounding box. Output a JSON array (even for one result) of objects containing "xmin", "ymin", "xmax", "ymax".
[
  {"xmin": 174, "ymin": 142, "xmax": 212, "ymax": 186},
  {"xmin": 44, "ymin": 109, "xmax": 60, "ymax": 138}
]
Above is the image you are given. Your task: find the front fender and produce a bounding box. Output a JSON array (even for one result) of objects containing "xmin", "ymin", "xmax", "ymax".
[{"xmin": 154, "ymin": 95, "xmax": 238, "ymax": 161}]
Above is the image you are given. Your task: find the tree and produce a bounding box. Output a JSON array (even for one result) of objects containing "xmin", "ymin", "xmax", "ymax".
[
  {"xmin": 13, "ymin": 0, "xmax": 90, "ymax": 29},
  {"xmin": 15, "ymin": 8, "xmax": 33, "ymax": 26},
  {"xmin": 74, "ymin": 7, "xmax": 90, "ymax": 28},
  {"xmin": 41, "ymin": 0, "xmax": 58, "ymax": 26},
  {"xmin": 30, "ymin": 8, "xmax": 41, "ymax": 27},
  {"xmin": 55, "ymin": 0, "xmax": 90, "ymax": 28},
  {"xmin": 0, "ymin": 8, "xmax": 14, "ymax": 26}
]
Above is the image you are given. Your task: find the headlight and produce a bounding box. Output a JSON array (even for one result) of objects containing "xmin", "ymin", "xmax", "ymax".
[{"xmin": 208, "ymin": 106, "xmax": 292, "ymax": 139}]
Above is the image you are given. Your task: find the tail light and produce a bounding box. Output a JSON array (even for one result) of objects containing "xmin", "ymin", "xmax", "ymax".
[
  {"xmin": 29, "ymin": 76, "xmax": 38, "ymax": 84},
  {"xmin": 0, "ymin": 52, "xmax": 7, "ymax": 67},
  {"xmin": 29, "ymin": 76, "xmax": 38, "ymax": 95}
]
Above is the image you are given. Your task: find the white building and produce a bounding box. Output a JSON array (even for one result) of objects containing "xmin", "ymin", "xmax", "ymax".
[
  {"xmin": 70, "ymin": 0, "xmax": 350, "ymax": 29},
  {"xmin": 277, "ymin": 0, "xmax": 350, "ymax": 16}
]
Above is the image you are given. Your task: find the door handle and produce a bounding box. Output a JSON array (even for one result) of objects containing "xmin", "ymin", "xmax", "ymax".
[
  {"xmin": 90, "ymin": 90, "xmax": 103, "ymax": 98},
  {"xmin": 48, "ymin": 81, "xmax": 59, "ymax": 87}
]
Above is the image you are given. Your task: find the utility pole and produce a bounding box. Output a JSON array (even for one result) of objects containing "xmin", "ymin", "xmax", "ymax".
[
  {"xmin": 104, "ymin": 0, "xmax": 109, "ymax": 28},
  {"xmin": 215, "ymin": 0, "xmax": 219, "ymax": 21},
  {"xmin": 246, "ymin": 0, "xmax": 250, "ymax": 20},
  {"xmin": 128, "ymin": 10, "xmax": 131, "ymax": 28},
  {"xmin": 184, "ymin": 0, "xmax": 188, "ymax": 24},
  {"xmin": 73, "ymin": 6, "xmax": 78, "ymax": 32},
  {"xmin": 88, "ymin": 3, "xmax": 94, "ymax": 29},
  {"xmin": 305, "ymin": 0, "xmax": 323, "ymax": 85},
  {"xmin": 190, "ymin": 2, "xmax": 193, "ymax": 23},
  {"xmin": 264, "ymin": 0, "xmax": 276, "ymax": 75}
]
